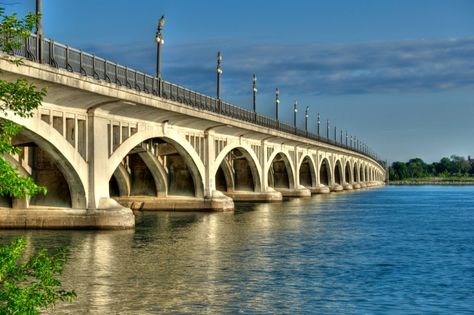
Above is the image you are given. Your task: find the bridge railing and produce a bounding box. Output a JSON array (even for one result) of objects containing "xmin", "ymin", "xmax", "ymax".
[{"xmin": 9, "ymin": 34, "xmax": 380, "ymax": 162}]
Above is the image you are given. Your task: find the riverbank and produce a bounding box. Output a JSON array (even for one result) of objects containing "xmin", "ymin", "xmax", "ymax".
[{"xmin": 389, "ymin": 178, "xmax": 474, "ymax": 185}]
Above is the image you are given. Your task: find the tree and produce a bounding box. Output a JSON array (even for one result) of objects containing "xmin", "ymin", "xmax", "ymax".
[
  {"xmin": 0, "ymin": 238, "xmax": 76, "ymax": 314},
  {"xmin": 0, "ymin": 8, "xmax": 76, "ymax": 313},
  {"xmin": 0, "ymin": 7, "xmax": 47, "ymax": 198}
]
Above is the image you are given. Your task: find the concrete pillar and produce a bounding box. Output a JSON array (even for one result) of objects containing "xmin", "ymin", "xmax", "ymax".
[
  {"xmin": 87, "ymin": 112, "xmax": 113, "ymax": 209},
  {"xmin": 204, "ymin": 129, "xmax": 216, "ymax": 198}
]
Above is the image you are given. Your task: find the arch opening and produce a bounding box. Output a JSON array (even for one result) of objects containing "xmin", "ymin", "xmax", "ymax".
[
  {"xmin": 353, "ymin": 163, "xmax": 359, "ymax": 183},
  {"xmin": 109, "ymin": 137, "xmax": 202, "ymax": 198},
  {"xmin": 0, "ymin": 118, "xmax": 87, "ymax": 209},
  {"xmin": 215, "ymin": 166, "xmax": 227, "ymax": 192},
  {"xmin": 268, "ymin": 153, "xmax": 294, "ymax": 189},
  {"xmin": 319, "ymin": 159, "xmax": 331, "ymax": 186},
  {"xmin": 299, "ymin": 156, "xmax": 315, "ymax": 187},
  {"xmin": 345, "ymin": 162, "xmax": 351, "ymax": 184},
  {"xmin": 334, "ymin": 161, "xmax": 343, "ymax": 185}
]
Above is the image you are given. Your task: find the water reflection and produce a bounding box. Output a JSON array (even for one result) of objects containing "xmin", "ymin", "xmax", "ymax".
[{"xmin": 1, "ymin": 186, "xmax": 473, "ymax": 313}]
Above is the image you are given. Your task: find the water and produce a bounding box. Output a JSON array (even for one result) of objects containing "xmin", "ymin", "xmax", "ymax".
[{"xmin": 1, "ymin": 186, "xmax": 473, "ymax": 314}]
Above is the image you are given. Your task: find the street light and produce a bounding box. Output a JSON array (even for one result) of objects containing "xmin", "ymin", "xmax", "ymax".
[
  {"xmin": 293, "ymin": 101, "xmax": 298, "ymax": 132},
  {"xmin": 326, "ymin": 119, "xmax": 330, "ymax": 139},
  {"xmin": 217, "ymin": 51, "xmax": 222, "ymax": 100},
  {"xmin": 317, "ymin": 113, "xmax": 320, "ymax": 136},
  {"xmin": 305, "ymin": 106, "xmax": 309, "ymax": 134},
  {"xmin": 252, "ymin": 74, "xmax": 257, "ymax": 114},
  {"xmin": 36, "ymin": 0, "xmax": 43, "ymax": 63},
  {"xmin": 275, "ymin": 88, "xmax": 280, "ymax": 122},
  {"xmin": 155, "ymin": 15, "xmax": 166, "ymax": 95},
  {"xmin": 345, "ymin": 131, "xmax": 348, "ymax": 146},
  {"xmin": 334, "ymin": 126, "xmax": 337, "ymax": 142}
]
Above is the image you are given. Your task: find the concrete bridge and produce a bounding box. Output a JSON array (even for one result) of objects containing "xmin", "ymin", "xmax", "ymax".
[{"xmin": 0, "ymin": 35, "xmax": 385, "ymax": 229}]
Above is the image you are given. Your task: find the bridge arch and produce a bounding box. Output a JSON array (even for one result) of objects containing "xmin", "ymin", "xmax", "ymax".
[
  {"xmin": 318, "ymin": 157, "xmax": 332, "ymax": 186},
  {"xmin": 1, "ymin": 116, "xmax": 88, "ymax": 209},
  {"xmin": 266, "ymin": 150, "xmax": 296, "ymax": 189},
  {"xmin": 344, "ymin": 160, "xmax": 352, "ymax": 184},
  {"xmin": 298, "ymin": 154, "xmax": 317, "ymax": 187},
  {"xmin": 213, "ymin": 144, "xmax": 262, "ymax": 192},
  {"xmin": 107, "ymin": 128, "xmax": 204, "ymax": 198},
  {"xmin": 334, "ymin": 159, "xmax": 343, "ymax": 185}
]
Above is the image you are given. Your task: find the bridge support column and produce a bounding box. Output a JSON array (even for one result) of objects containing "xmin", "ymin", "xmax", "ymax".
[
  {"xmin": 86, "ymin": 110, "xmax": 135, "ymax": 227},
  {"xmin": 258, "ymin": 141, "xmax": 283, "ymax": 202},
  {"xmin": 203, "ymin": 130, "xmax": 234, "ymax": 211}
]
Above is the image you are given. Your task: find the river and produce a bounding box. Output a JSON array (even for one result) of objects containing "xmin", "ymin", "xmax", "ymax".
[{"xmin": 1, "ymin": 185, "xmax": 473, "ymax": 314}]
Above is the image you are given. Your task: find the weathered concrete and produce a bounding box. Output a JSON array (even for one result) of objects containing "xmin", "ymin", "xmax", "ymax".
[
  {"xmin": 224, "ymin": 189, "xmax": 283, "ymax": 202},
  {"xmin": 330, "ymin": 184, "xmax": 344, "ymax": 192},
  {"xmin": 114, "ymin": 191, "xmax": 233, "ymax": 212},
  {"xmin": 276, "ymin": 187, "xmax": 312, "ymax": 198},
  {"xmin": 343, "ymin": 183, "xmax": 354, "ymax": 190},
  {"xmin": 0, "ymin": 205, "xmax": 134, "ymax": 229},
  {"xmin": 310, "ymin": 185, "xmax": 331, "ymax": 194}
]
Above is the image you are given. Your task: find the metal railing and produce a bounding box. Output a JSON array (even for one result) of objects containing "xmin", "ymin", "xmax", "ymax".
[{"xmin": 10, "ymin": 34, "xmax": 381, "ymax": 163}]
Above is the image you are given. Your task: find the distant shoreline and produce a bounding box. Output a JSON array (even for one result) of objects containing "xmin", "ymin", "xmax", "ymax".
[{"xmin": 389, "ymin": 180, "xmax": 474, "ymax": 186}]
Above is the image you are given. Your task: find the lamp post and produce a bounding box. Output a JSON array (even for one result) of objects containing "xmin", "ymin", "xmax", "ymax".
[
  {"xmin": 345, "ymin": 131, "xmax": 348, "ymax": 146},
  {"xmin": 326, "ymin": 119, "xmax": 330, "ymax": 139},
  {"xmin": 217, "ymin": 51, "xmax": 222, "ymax": 100},
  {"xmin": 293, "ymin": 101, "xmax": 298, "ymax": 132},
  {"xmin": 216, "ymin": 51, "xmax": 222, "ymax": 113},
  {"xmin": 340, "ymin": 129, "xmax": 343, "ymax": 144},
  {"xmin": 36, "ymin": 0, "xmax": 43, "ymax": 63},
  {"xmin": 155, "ymin": 15, "xmax": 166, "ymax": 96},
  {"xmin": 275, "ymin": 88, "xmax": 280, "ymax": 123},
  {"xmin": 317, "ymin": 113, "xmax": 320, "ymax": 137},
  {"xmin": 252, "ymin": 74, "xmax": 257, "ymax": 112},
  {"xmin": 334, "ymin": 126, "xmax": 337, "ymax": 143},
  {"xmin": 305, "ymin": 106, "xmax": 309, "ymax": 135}
]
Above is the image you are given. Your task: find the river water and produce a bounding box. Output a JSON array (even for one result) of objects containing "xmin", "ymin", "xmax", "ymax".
[{"xmin": 1, "ymin": 186, "xmax": 473, "ymax": 314}]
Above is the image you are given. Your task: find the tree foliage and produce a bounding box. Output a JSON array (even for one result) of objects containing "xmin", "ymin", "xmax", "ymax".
[
  {"xmin": 0, "ymin": 238, "xmax": 76, "ymax": 314},
  {"xmin": 0, "ymin": 7, "xmax": 47, "ymax": 198},
  {"xmin": 389, "ymin": 155, "xmax": 474, "ymax": 180}
]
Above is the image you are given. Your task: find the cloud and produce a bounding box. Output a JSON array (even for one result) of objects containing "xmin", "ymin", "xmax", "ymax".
[{"xmin": 85, "ymin": 37, "xmax": 474, "ymax": 97}]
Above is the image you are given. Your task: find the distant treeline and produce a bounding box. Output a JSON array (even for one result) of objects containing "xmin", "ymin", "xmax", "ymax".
[{"xmin": 389, "ymin": 155, "xmax": 474, "ymax": 180}]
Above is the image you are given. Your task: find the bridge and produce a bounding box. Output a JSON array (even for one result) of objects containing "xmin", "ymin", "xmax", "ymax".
[{"xmin": 0, "ymin": 35, "xmax": 386, "ymax": 229}]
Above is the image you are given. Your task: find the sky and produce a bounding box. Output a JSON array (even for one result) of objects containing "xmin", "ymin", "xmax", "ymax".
[{"xmin": 4, "ymin": 0, "xmax": 474, "ymax": 163}]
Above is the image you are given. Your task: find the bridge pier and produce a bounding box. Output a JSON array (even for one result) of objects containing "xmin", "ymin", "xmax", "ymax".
[
  {"xmin": 343, "ymin": 183, "xmax": 353, "ymax": 190},
  {"xmin": 113, "ymin": 191, "xmax": 234, "ymax": 212},
  {"xmin": 309, "ymin": 184, "xmax": 331, "ymax": 194},
  {"xmin": 275, "ymin": 187, "xmax": 312, "ymax": 198},
  {"xmin": 224, "ymin": 189, "xmax": 283, "ymax": 202},
  {"xmin": 330, "ymin": 184, "xmax": 344, "ymax": 192}
]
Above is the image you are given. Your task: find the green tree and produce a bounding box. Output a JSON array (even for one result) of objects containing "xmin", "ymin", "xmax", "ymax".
[
  {"xmin": 450, "ymin": 155, "xmax": 470, "ymax": 176},
  {"xmin": 0, "ymin": 7, "xmax": 47, "ymax": 198},
  {"xmin": 0, "ymin": 8, "xmax": 75, "ymax": 313},
  {"xmin": 0, "ymin": 238, "xmax": 76, "ymax": 314},
  {"xmin": 406, "ymin": 158, "xmax": 427, "ymax": 178}
]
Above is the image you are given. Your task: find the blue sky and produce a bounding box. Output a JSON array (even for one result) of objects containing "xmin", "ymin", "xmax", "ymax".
[{"xmin": 5, "ymin": 0, "xmax": 474, "ymax": 162}]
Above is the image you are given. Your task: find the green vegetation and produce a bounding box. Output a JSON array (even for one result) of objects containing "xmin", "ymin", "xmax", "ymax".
[
  {"xmin": 0, "ymin": 8, "xmax": 76, "ymax": 313},
  {"xmin": 0, "ymin": 7, "xmax": 47, "ymax": 199},
  {"xmin": 0, "ymin": 238, "xmax": 76, "ymax": 314},
  {"xmin": 389, "ymin": 155, "xmax": 474, "ymax": 182}
]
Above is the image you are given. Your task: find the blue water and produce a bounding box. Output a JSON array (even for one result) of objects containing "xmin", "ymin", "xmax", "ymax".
[{"xmin": 1, "ymin": 186, "xmax": 473, "ymax": 314}]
